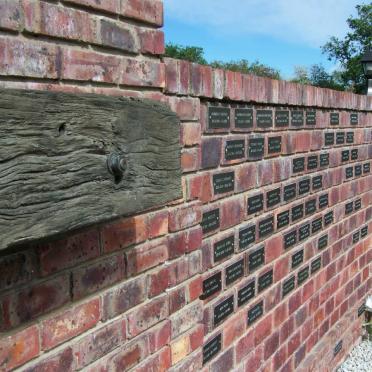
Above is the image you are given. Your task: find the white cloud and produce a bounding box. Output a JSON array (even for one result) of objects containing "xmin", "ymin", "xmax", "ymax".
[{"xmin": 163, "ymin": 0, "xmax": 360, "ymax": 47}]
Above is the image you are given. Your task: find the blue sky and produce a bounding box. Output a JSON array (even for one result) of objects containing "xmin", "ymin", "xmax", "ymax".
[{"xmin": 163, "ymin": 0, "xmax": 362, "ymax": 79}]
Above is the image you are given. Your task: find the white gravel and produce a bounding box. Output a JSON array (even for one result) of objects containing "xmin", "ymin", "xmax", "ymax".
[{"xmin": 337, "ymin": 339, "xmax": 372, "ymax": 372}]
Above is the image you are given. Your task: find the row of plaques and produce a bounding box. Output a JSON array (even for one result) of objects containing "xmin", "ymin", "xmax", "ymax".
[
  {"xmin": 345, "ymin": 198, "xmax": 362, "ymax": 215},
  {"xmin": 324, "ymin": 131, "xmax": 354, "ymax": 146},
  {"xmin": 352, "ymin": 225, "xmax": 369, "ymax": 244},
  {"xmin": 293, "ymin": 153, "xmax": 329, "ymax": 173},
  {"xmin": 345, "ymin": 162, "xmax": 370, "ymax": 179}
]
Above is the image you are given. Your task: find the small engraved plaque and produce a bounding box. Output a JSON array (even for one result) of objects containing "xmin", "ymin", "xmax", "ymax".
[
  {"xmin": 201, "ymin": 272, "xmax": 222, "ymax": 300},
  {"xmin": 247, "ymin": 194, "xmax": 264, "ymax": 215},
  {"xmin": 268, "ymin": 136, "xmax": 282, "ymax": 154},
  {"xmin": 346, "ymin": 132, "xmax": 354, "ymax": 144},
  {"xmin": 248, "ymin": 138, "xmax": 265, "ymax": 158},
  {"xmin": 284, "ymin": 183, "xmax": 297, "ymax": 201},
  {"xmin": 214, "ymin": 296, "xmax": 234, "ymax": 325},
  {"xmin": 334, "ymin": 341, "xmax": 343, "ymax": 357},
  {"xmin": 324, "ymin": 211, "xmax": 333, "ymax": 226},
  {"xmin": 305, "ymin": 199, "xmax": 317, "ymax": 215},
  {"xmin": 209, "ymin": 107, "xmax": 230, "ymax": 129},
  {"xmin": 350, "ymin": 113, "xmax": 358, "ymax": 125},
  {"xmin": 225, "ymin": 140, "xmax": 245, "ymax": 160},
  {"xmin": 345, "ymin": 201, "xmax": 354, "ymax": 215},
  {"xmin": 213, "ymin": 172, "xmax": 234, "ymax": 194},
  {"xmin": 293, "ymin": 157, "xmax": 305, "ymax": 173},
  {"xmin": 292, "ymin": 204, "xmax": 304, "ymax": 221},
  {"xmin": 361, "ymin": 226, "xmax": 368, "ymax": 238},
  {"xmin": 312, "ymin": 218, "xmax": 323, "ymax": 233},
  {"xmin": 363, "ymin": 163, "xmax": 371, "ymax": 173},
  {"xmin": 275, "ymin": 110, "xmax": 289, "ymax": 127},
  {"xmin": 324, "ymin": 133, "xmax": 335, "ymax": 146},
  {"xmin": 201, "ymin": 209, "xmax": 220, "ymax": 234},
  {"xmin": 284, "ymin": 230, "xmax": 297, "ymax": 249},
  {"xmin": 312, "ymin": 175, "xmax": 323, "ymax": 190},
  {"xmin": 283, "ymin": 276, "xmax": 296, "ymax": 297},
  {"xmin": 291, "ymin": 110, "xmax": 304, "ymax": 126},
  {"xmin": 258, "ymin": 269, "xmax": 273, "ymax": 292},
  {"xmin": 358, "ymin": 304, "xmax": 365, "ymax": 317},
  {"xmin": 306, "ymin": 111, "xmax": 316, "ymax": 126},
  {"xmin": 319, "ymin": 194, "xmax": 329, "ymax": 209},
  {"xmin": 266, "ymin": 188, "xmax": 281, "ymax": 208},
  {"xmin": 330, "ymin": 113, "xmax": 339, "ymax": 125},
  {"xmin": 277, "ymin": 210, "xmax": 290, "ymax": 229},
  {"xmin": 258, "ymin": 216, "xmax": 274, "ymax": 238},
  {"xmin": 247, "ymin": 301, "xmax": 263, "ymax": 325},
  {"xmin": 353, "ymin": 231, "xmax": 360, "ymax": 243},
  {"xmin": 336, "ymin": 132, "xmax": 345, "ymax": 144},
  {"xmin": 320, "ymin": 153, "xmax": 329, "ymax": 167},
  {"xmin": 299, "ymin": 179, "xmax": 311, "ymax": 195},
  {"xmin": 238, "ymin": 281, "xmax": 255, "ymax": 307},
  {"xmin": 351, "ymin": 149, "xmax": 358, "ymax": 160},
  {"xmin": 299, "ymin": 224, "xmax": 310, "ymax": 241},
  {"xmin": 256, "ymin": 110, "xmax": 273, "ymax": 128},
  {"xmin": 341, "ymin": 150, "xmax": 350, "ymax": 162},
  {"xmin": 318, "ymin": 234, "xmax": 328, "ymax": 250},
  {"xmin": 345, "ymin": 167, "xmax": 353, "ymax": 179},
  {"xmin": 307, "ymin": 156, "xmax": 318, "ymax": 170},
  {"xmin": 355, "ymin": 165, "xmax": 362, "ymax": 177},
  {"xmin": 239, "ymin": 225, "xmax": 256, "ymax": 251},
  {"xmin": 225, "ymin": 259, "xmax": 245, "ymax": 285},
  {"xmin": 292, "ymin": 250, "xmax": 304, "ymax": 268},
  {"xmin": 297, "ymin": 266, "xmax": 309, "ymax": 285},
  {"xmin": 203, "ymin": 334, "xmax": 221, "ymax": 365},
  {"xmin": 311, "ymin": 257, "xmax": 322, "ymax": 274},
  {"xmin": 235, "ymin": 108, "xmax": 253, "ymax": 128},
  {"xmin": 248, "ymin": 246, "xmax": 265, "ymax": 272},
  {"xmin": 214, "ymin": 236, "xmax": 234, "ymax": 262}
]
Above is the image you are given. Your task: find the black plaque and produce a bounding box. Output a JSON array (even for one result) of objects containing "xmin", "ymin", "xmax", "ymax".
[
  {"xmin": 266, "ymin": 188, "xmax": 281, "ymax": 208},
  {"xmin": 238, "ymin": 281, "xmax": 255, "ymax": 307},
  {"xmin": 235, "ymin": 108, "xmax": 253, "ymax": 128},
  {"xmin": 256, "ymin": 110, "xmax": 273, "ymax": 128},
  {"xmin": 209, "ymin": 107, "xmax": 230, "ymax": 129},
  {"xmin": 363, "ymin": 162, "xmax": 371, "ymax": 173},
  {"xmin": 324, "ymin": 133, "xmax": 335, "ymax": 146},
  {"xmin": 213, "ymin": 172, "xmax": 234, "ymax": 194},
  {"xmin": 358, "ymin": 304, "xmax": 365, "ymax": 317},
  {"xmin": 334, "ymin": 341, "xmax": 343, "ymax": 357},
  {"xmin": 239, "ymin": 225, "xmax": 256, "ymax": 250},
  {"xmin": 277, "ymin": 210, "xmax": 290, "ymax": 229},
  {"xmin": 284, "ymin": 230, "xmax": 297, "ymax": 250},
  {"xmin": 258, "ymin": 216, "xmax": 274, "ymax": 238},
  {"xmin": 320, "ymin": 153, "xmax": 329, "ymax": 167},
  {"xmin": 225, "ymin": 140, "xmax": 245, "ymax": 160},
  {"xmin": 306, "ymin": 111, "xmax": 316, "ymax": 126},
  {"xmin": 345, "ymin": 201, "xmax": 354, "ymax": 215},
  {"xmin": 361, "ymin": 226, "xmax": 368, "ymax": 238},
  {"xmin": 311, "ymin": 257, "xmax": 322, "ymax": 274},
  {"xmin": 307, "ymin": 156, "xmax": 318, "ymax": 170},
  {"xmin": 284, "ymin": 183, "xmax": 297, "ymax": 201},
  {"xmin": 318, "ymin": 194, "xmax": 329, "ymax": 209},
  {"xmin": 275, "ymin": 110, "xmax": 289, "ymax": 127},
  {"xmin": 312, "ymin": 218, "xmax": 323, "ymax": 233},
  {"xmin": 248, "ymin": 138, "xmax": 265, "ymax": 158},
  {"xmin": 350, "ymin": 113, "xmax": 358, "ymax": 125},
  {"xmin": 341, "ymin": 150, "xmax": 350, "ymax": 162},
  {"xmin": 330, "ymin": 113, "xmax": 339, "ymax": 125},
  {"xmin": 345, "ymin": 167, "xmax": 353, "ymax": 179},
  {"xmin": 258, "ymin": 269, "xmax": 273, "ymax": 292},
  {"xmin": 353, "ymin": 231, "xmax": 360, "ymax": 244},
  {"xmin": 268, "ymin": 137, "xmax": 282, "ymax": 154},
  {"xmin": 214, "ymin": 236, "xmax": 234, "ymax": 262},
  {"xmin": 247, "ymin": 194, "xmax": 264, "ymax": 215},
  {"xmin": 225, "ymin": 259, "xmax": 244, "ymax": 285},
  {"xmin": 318, "ymin": 234, "xmax": 328, "ymax": 250},
  {"xmin": 297, "ymin": 266, "xmax": 309, "ymax": 285},
  {"xmin": 299, "ymin": 179, "xmax": 310, "ymax": 195},
  {"xmin": 201, "ymin": 209, "xmax": 220, "ymax": 234},
  {"xmin": 336, "ymin": 132, "xmax": 345, "ymax": 144},
  {"xmin": 355, "ymin": 165, "xmax": 362, "ymax": 177},
  {"xmin": 214, "ymin": 296, "xmax": 234, "ymax": 325},
  {"xmin": 247, "ymin": 301, "xmax": 263, "ymax": 325},
  {"xmin": 324, "ymin": 211, "xmax": 333, "ymax": 226},
  {"xmin": 292, "ymin": 204, "xmax": 304, "ymax": 221},
  {"xmin": 248, "ymin": 246, "xmax": 265, "ymax": 272},
  {"xmin": 351, "ymin": 149, "xmax": 358, "ymax": 160},
  {"xmin": 293, "ymin": 157, "xmax": 305, "ymax": 173},
  {"xmin": 305, "ymin": 199, "xmax": 317, "ymax": 215},
  {"xmin": 201, "ymin": 272, "xmax": 222, "ymax": 300},
  {"xmin": 282, "ymin": 277, "xmax": 296, "ymax": 298},
  {"xmin": 292, "ymin": 250, "xmax": 304, "ymax": 268},
  {"xmin": 203, "ymin": 334, "xmax": 221, "ymax": 365},
  {"xmin": 346, "ymin": 132, "xmax": 354, "ymax": 144},
  {"xmin": 312, "ymin": 175, "xmax": 323, "ymax": 190},
  {"xmin": 291, "ymin": 110, "xmax": 304, "ymax": 126},
  {"xmin": 299, "ymin": 224, "xmax": 310, "ymax": 241}
]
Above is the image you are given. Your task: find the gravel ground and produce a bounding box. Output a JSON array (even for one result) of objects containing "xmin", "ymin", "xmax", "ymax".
[{"xmin": 337, "ymin": 339, "xmax": 372, "ymax": 372}]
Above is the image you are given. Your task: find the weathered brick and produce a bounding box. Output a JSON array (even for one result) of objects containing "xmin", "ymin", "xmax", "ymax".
[
  {"xmin": 171, "ymin": 334, "xmax": 190, "ymax": 365},
  {"xmin": 167, "ymin": 96, "xmax": 200, "ymax": 121},
  {"xmin": 181, "ymin": 147, "xmax": 200, "ymax": 172},
  {"xmin": 0, "ymin": 0, "xmax": 24, "ymax": 31},
  {"xmin": 23, "ymin": 347, "xmax": 74, "ymax": 372},
  {"xmin": 254, "ymin": 314, "xmax": 273, "ymax": 346},
  {"xmin": 201, "ymin": 137, "xmax": 221, "ymax": 169},
  {"xmin": 63, "ymin": 0, "xmax": 119, "ymax": 14},
  {"xmin": 210, "ymin": 347, "xmax": 234, "ymax": 372},
  {"xmin": 171, "ymin": 302, "xmax": 203, "ymax": 339},
  {"xmin": 168, "ymin": 202, "xmax": 202, "ymax": 232},
  {"xmin": 180, "ymin": 122, "xmax": 201, "ymax": 146},
  {"xmin": 147, "ymin": 266, "xmax": 170, "ymax": 298},
  {"xmin": 220, "ymin": 196, "xmax": 244, "ymax": 230},
  {"xmin": 148, "ymin": 210, "xmax": 169, "ymax": 239},
  {"xmin": 264, "ymin": 331, "xmax": 280, "ymax": 359},
  {"xmin": 148, "ymin": 320, "xmax": 171, "ymax": 353},
  {"xmin": 121, "ymin": 0, "xmax": 163, "ymax": 27},
  {"xmin": 139, "ymin": 29, "xmax": 164, "ymax": 55},
  {"xmin": 169, "ymin": 286, "xmax": 187, "ymax": 314},
  {"xmin": 99, "ymin": 19, "xmax": 137, "ymax": 52}
]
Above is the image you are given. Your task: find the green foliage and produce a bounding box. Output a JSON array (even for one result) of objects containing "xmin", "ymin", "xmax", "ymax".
[{"xmin": 165, "ymin": 43, "xmax": 207, "ymax": 65}]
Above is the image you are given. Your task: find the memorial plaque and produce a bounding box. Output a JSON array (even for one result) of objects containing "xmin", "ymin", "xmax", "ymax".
[
  {"xmin": 336, "ymin": 132, "xmax": 345, "ymax": 144},
  {"xmin": 350, "ymin": 113, "xmax": 358, "ymax": 125},
  {"xmin": 311, "ymin": 257, "xmax": 322, "ymax": 274},
  {"xmin": 284, "ymin": 230, "xmax": 297, "ymax": 250},
  {"xmin": 312, "ymin": 175, "xmax": 323, "ymax": 190},
  {"xmin": 324, "ymin": 133, "xmax": 335, "ymax": 146},
  {"xmin": 299, "ymin": 224, "xmax": 310, "ymax": 241},
  {"xmin": 320, "ymin": 153, "xmax": 329, "ymax": 167},
  {"xmin": 201, "ymin": 272, "xmax": 222, "ymax": 300},
  {"xmin": 361, "ymin": 226, "xmax": 368, "ymax": 238},
  {"xmin": 203, "ymin": 334, "xmax": 221, "ymax": 365},
  {"xmin": 258, "ymin": 269, "xmax": 273, "ymax": 292},
  {"xmin": 284, "ymin": 183, "xmax": 297, "ymax": 201},
  {"xmin": 306, "ymin": 111, "xmax": 316, "ymax": 126},
  {"xmin": 268, "ymin": 136, "xmax": 282, "ymax": 154},
  {"xmin": 330, "ymin": 113, "xmax": 339, "ymax": 125},
  {"xmin": 291, "ymin": 110, "xmax": 304, "ymax": 126},
  {"xmin": 225, "ymin": 140, "xmax": 245, "ymax": 160},
  {"xmin": 201, "ymin": 209, "xmax": 220, "ymax": 234},
  {"xmin": 318, "ymin": 234, "xmax": 328, "ymax": 250},
  {"xmin": 351, "ymin": 149, "xmax": 358, "ymax": 160},
  {"xmin": 354, "ymin": 198, "xmax": 361, "ymax": 211},
  {"xmin": 346, "ymin": 132, "xmax": 354, "ymax": 144},
  {"xmin": 318, "ymin": 194, "xmax": 329, "ymax": 209},
  {"xmin": 363, "ymin": 162, "xmax": 370, "ymax": 173},
  {"xmin": 292, "ymin": 250, "xmax": 304, "ymax": 269},
  {"xmin": 345, "ymin": 167, "xmax": 353, "ymax": 179},
  {"xmin": 214, "ymin": 296, "xmax": 234, "ymax": 325},
  {"xmin": 258, "ymin": 216, "xmax": 274, "ymax": 238},
  {"xmin": 213, "ymin": 172, "xmax": 234, "ymax": 194},
  {"xmin": 358, "ymin": 304, "xmax": 365, "ymax": 317},
  {"xmin": 305, "ymin": 199, "xmax": 317, "ymax": 215},
  {"xmin": 266, "ymin": 188, "xmax": 281, "ymax": 208},
  {"xmin": 293, "ymin": 157, "xmax": 305, "ymax": 173},
  {"xmin": 353, "ymin": 231, "xmax": 360, "ymax": 244},
  {"xmin": 292, "ymin": 204, "xmax": 304, "ymax": 221},
  {"xmin": 283, "ymin": 276, "xmax": 296, "ymax": 297},
  {"xmin": 334, "ymin": 341, "xmax": 343, "ymax": 357},
  {"xmin": 312, "ymin": 218, "xmax": 323, "ymax": 233},
  {"xmin": 247, "ymin": 194, "xmax": 264, "ymax": 215},
  {"xmin": 355, "ymin": 165, "xmax": 362, "ymax": 177},
  {"xmin": 247, "ymin": 301, "xmax": 263, "ymax": 325},
  {"xmin": 324, "ymin": 211, "xmax": 333, "ymax": 226},
  {"xmin": 214, "ymin": 236, "xmax": 234, "ymax": 262},
  {"xmin": 238, "ymin": 281, "xmax": 255, "ymax": 307},
  {"xmin": 307, "ymin": 156, "xmax": 318, "ymax": 170},
  {"xmin": 248, "ymin": 138, "xmax": 265, "ymax": 158},
  {"xmin": 248, "ymin": 246, "xmax": 265, "ymax": 272},
  {"xmin": 277, "ymin": 210, "xmax": 290, "ymax": 229},
  {"xmin": 299, "ymin": 179, "xmax": 310, "ymax": 195},
  {"xmin": 225, "ymin": 259, "xmax": 245, "ymax": 285},
  {"xmin": 239, "ymin": 225, "xmax": 256, "ymax": 250},
  {"xmin": 297, "ymin": 266, "xmax": 309, "ymax": 285},
  {"xmin": 209, "ymin": 107, "xmax": 230, "ymax": 129},
  {"xmin": 256, "ymin": 110, "xmax": 273, "ymax": 128},
  {"xmin": 341, "ymin": 150, "xmax": 350, "ymax": 162},
  {"xmin": 275, "ymin": 110, "xmax": 289, "ymax": 127},
  {"xmin": 235, "ymin": 108, "xmax": 253, "ymax": 128}
]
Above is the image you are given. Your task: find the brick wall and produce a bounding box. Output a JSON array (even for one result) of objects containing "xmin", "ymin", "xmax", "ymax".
[{"xmin": 0, "ymin": 1, "xmax": 371, "ymax": 371}]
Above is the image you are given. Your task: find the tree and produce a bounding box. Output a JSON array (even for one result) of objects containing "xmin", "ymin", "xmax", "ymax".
[
  {"xmin": 165, "ymin": 43, "xmax": 207, "ymax": 65},
  {"xmin": 291, "ymin": 66, "xmax": 311, "ymax": 85},
  {"xmin": 322, "ymin": 4, "xmax": 372, "ymax": 93}
]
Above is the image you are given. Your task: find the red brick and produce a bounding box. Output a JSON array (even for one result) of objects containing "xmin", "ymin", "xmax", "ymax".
[
  {"xmin": 181, "ymin": 147, "xmax": 200, "ymax": 172},
  {"xmin": 236, "ymin": 163, "xmax": 257, "ymax": 192},
  {"xmin": 121, "ymin": 0, "xmax": 163, "ymax": 26},
  {"xmin": 220, "ymin": 197, "xmax": 244, "ymax": 230},
  {"xmin": 210, "ymin": 347, "xmax": 234, "ymax": 372},
  {"xmin": 287, "ymin": 331, "xmax": 301, "ymax": 357},
  {"xmin": 99, "ymin": 19, "xmax": 137, "ymax": 52},
  {"xmin": 148, "ymin": 320, "xmax": 171, "ymax": 353},
  {"xmin": 266, "ymin": 235, "xmax": 283, "ymax": 263},
  {"xmin": 41, "ymin": 298, "xmax": 100, "ymax": 350},
  {"xmin": 147, "ymin": 266, "xmax": 170, "ymax": 298},
  {"xmin": 243, "ymin": 345, "xmax": 263, "ymax": 372},
  {"xmin": 23, "ymin": 347, "xmax": 74, "ymax": 372},
  {"xmin": 187, "ymin": 173, "xmax": 212, "ymax": 203},
  {"xmin": 167, "ymin": 96, "xmax": 200, "ymax": 121},
  {"xmin": 0, "ymin": 0, "xmax": 23, "ymax": 31},
  {"xmin": 179, "ymin": 60, "xmax": 191, "ymax": 94},
  {"xmin": 64, "ymin": 0, "xmax": 119, "ymax": 14},
  {"xmin": 213, "ymin": 68, "xmax": 224, "ymax": 99},
  {"xmin": 236, "ymin": 328, "xmax": 255, "ymax": 363},
  {"xmin": 272, "ymin": 345, "xmax": 287, "ymax": 371},
  {"xmin": 264, "ymin": 331, "xmax": 280, "ymax": 359},
  {"xmin": 288, "ymin": 291, "xmax": 302, "ymax": 315},
  {"xmin": 257, "ymin": 160, "xmax": 274, "ymax": 186},
  {"xmin": 201, "ymin": 137, "xmax": 221, "ymax": 169},
  {"xmin": 139, "ymin": 28, "xmax": 164, "ymax": 55},
  {"xmin": 280, "ymin": 316, "xmax": 294, "ymax": 343},
  {"xmin": 171, "ymin": 302, "xmax": 203, "ymax": 339},
  {"xmin": 168, "ymin": 202, "xmax": 202, "ymax": 232},
  {"xmin": 274, "ymin": 302, "xmax": 288, "ymax": 327},
  {"xmin": 148, "ymin": 210, "xmax": 168, "ymax": 239},
  {"xmin": 188, "ymin": 276, "xmax": 202, "ymax": 302},
  {"xmin": 169, "ymin": 287, "xmax": 186, "ymax": 314},
  {"xmin": 180, "ymin": 122, "xmax": 201, "ymax": 146},
  {"xmin": 164, "ymin": 57, "xmax": 179, "ymax": 93},
  {"xmin": 223, "ymin": 311, "xmax": 246, "ymax": 348},
  {"xmin": 254, "ymin": 314, "xmax": 272, "ymax": 346}
]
